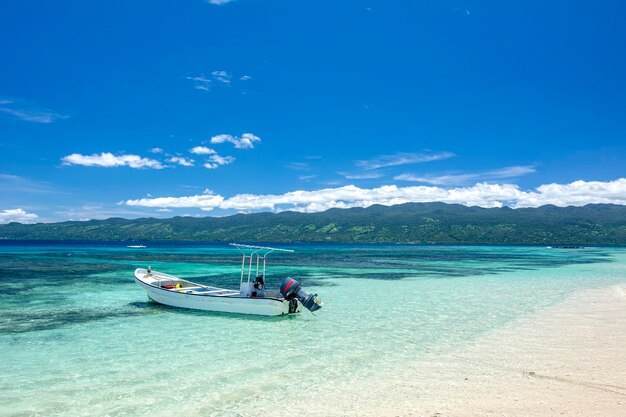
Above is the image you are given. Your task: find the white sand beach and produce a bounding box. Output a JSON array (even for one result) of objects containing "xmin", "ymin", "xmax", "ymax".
[{"xmin": 279, "ymin": 284, "xmax": 626, "ymax": 417}]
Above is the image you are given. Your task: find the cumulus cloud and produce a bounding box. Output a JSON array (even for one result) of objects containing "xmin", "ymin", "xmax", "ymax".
[
  {"xmin": 150, "ymin": 147, "xmax": 164, "ymax": 154},
  {"xmin": 126, "ymin": 190, "xmax": 225, "ymax": 212},
  {"xmin": 395, "ymin": 165, "xmax": 536, "ymax": 185},
  {"xmin": 0, "ymin": 208, "xmax": 39, "ymax": 224},
  {"xmin": 210, "ymin": 133, "xmax": 260, "ymax": 149},
  {"xmin": 190, "ymin": 146, "xmax": 217, "ymax": 155},
  {"xmin": 62, "ymin": 153, "xmax": 164, "ymax": 169},
  {"xmin": 168, "ymin": 156, "xmax": 195, "ymax": 167},
  {"xmin": 204, "ymin": 154, "xmax": 235, "ymax": 169},
  {"xmin": 123, "ymin": 178, "xmax": 626, "ymax": 213},
  {"xmin": 517, "ymin": 179, "xmax": 626, "ymax": 207}
]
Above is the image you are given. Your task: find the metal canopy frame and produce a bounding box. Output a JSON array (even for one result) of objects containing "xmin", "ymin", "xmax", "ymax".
[{"xmin": 229, "ymin": 243, "xmax": 294, "ymax": 286}]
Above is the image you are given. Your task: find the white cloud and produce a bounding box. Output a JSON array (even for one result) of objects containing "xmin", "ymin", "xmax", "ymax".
[
  {"xmin": 186, "ymin": 75, "xmax": 212, "ymax": 91},
  {"xmin": 356, "ymin": 151, "xmax": 455, "ymax": 170},
  {"xmin": 489, "ymin": 166, "xmax": 536, "ymax": 177},
  {"xmin": 186, "ymin": 76, "xmax": 211, "ymax": 82},
  {"xmin": 204, "ymin": 154, "xmax": 235, "ymax": 169},
  {"xmin": 0, "ymin": 98, "xmax": 68, "ymax": 123},
  {"xmin": 0, "ymin": 174, "xmax": 55, "ymax": 194},
  {"xmin": 123, "ymin": 178, "xmax": 626, "ymax": 213},
  {"xmin": 208, "ymin": 0, "xmax": 234, "ymax": 5},
  {"xmin": 56, "ymin": 204, "xmax": 160, "ymax": 221},
  {"xmin": 187, "ymin": 71, "xmax": 242, "ymax": 90},
  {"xmin": 210, "ymin": 133, "xmax": 260, "ymax": 149},
  {"xmin": 62, "ymin": 153, "xmax": 164, "ymax": 169},
  {"xmin": 168, "ymin": 156, "xmax": 195, "ymax": 167},
  {"xmin": 340, "ymin": 172, "xmax": 384, "ymax": 180},
  {"xmin": 190, "ymin": 146, "xmax": 217, "ymax": 155},
  {"xmin": 299, "ymin": 175, "xmax": 317, "ymax": 180},
  {"xmin": 211, "ymin": 70, "xmax": 232, "ymax": 84},
  {"xmin": 150, "ymin": 147, "xmax": 164, "ymax": 154},
  {"xmin": 0, "ymin": 208, "xmax": 38, "ymax": 224},
  {"xmin": 516, "ymin": 179, "xmax": 626, "ymax": 207},
  {"xmin": 0, "ymin": 107, "xmax": 68, "ymax": 124},
  {"xmin": 395, "ymin": 165, "xmax": 536, "ymax": 185},
  {"xmin": 126, "ymin": 190, "xmax": 225, "ymax": 212},
  {"xmin": 216, "ymin": 184, "xmax": 513, "ymax": 212},
  {"xmin": 287, "ymin": 162, "xmax": 310, "ymax": 171}
]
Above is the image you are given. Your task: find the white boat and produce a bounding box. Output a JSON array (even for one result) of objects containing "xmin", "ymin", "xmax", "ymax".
[
  {"xmin": 134, "ymin": 243, "xmax": 323, "ymax": 316},
  {"xmin": 127, "ymin": 245, "xmax": 147, "ymax": 248}
]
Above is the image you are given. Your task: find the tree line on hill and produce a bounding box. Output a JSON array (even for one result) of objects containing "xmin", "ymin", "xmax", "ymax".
[{"xmin": 1, "ymin": 202, "xmax": 626, "ymax": 245}]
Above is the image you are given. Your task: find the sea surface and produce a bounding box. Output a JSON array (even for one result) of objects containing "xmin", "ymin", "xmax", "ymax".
[{"xmin": 1, "ymin": 242, "xmax": 625, "ymax": 416}]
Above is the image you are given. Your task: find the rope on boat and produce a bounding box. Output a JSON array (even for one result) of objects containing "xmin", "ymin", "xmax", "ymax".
[{"xmin": 313, "ymin": 312, "xmax": 626, "ymax": 397}]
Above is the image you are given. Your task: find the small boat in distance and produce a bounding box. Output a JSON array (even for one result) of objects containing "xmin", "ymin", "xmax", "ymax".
[
  {"xmin": 134, "ymin": 243, "xmax": 323, "ymax": 316},
  {"xmin": 127, "ymin": 245, "xmax": 147, "ymax": 248},
  {"xmin": 548, "ymin": 245, "xmax": 586, "ymax": 249}
]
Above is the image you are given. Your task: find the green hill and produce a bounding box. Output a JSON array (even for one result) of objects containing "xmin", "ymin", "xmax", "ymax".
[{"xmin": 2, "ymin": 203, "xmax": 626, "ymax": 244}]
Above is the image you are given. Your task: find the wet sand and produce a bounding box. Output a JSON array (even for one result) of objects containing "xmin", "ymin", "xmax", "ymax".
[{"xmin": 279, "ymin": 284, "xmax": 626, "ymax": 416}]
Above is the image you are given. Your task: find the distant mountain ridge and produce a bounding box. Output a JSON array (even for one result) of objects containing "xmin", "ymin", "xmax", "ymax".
[{"xmin": 2, "ymin": 202, "xmax": 626, "ymax": 245}]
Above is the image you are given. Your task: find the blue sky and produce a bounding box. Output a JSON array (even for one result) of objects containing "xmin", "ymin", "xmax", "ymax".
[{"xmin": 1, "ymin": 0, "xmax": 625, "ymax": 223}]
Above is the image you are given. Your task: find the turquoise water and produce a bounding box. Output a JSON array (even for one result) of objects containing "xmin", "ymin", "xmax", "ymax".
[{"xmin": 1, "ymin": 242, "xmax": 625, "ymax": 416}]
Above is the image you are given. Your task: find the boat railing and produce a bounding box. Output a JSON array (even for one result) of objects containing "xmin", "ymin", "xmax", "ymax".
[{"xmin": 229, "ymin": 243, "xmax": 294, "ymax": 289}]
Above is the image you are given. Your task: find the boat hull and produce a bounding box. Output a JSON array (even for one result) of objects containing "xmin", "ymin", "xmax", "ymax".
[{"xmin": 134, "ymin": 269, "xmax": 300, "ymax": 316}]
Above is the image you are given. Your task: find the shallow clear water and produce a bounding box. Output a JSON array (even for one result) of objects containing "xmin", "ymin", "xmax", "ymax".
[{"xmin": 1, "ymin": 242, "xmax": 625, "ymax": 416}]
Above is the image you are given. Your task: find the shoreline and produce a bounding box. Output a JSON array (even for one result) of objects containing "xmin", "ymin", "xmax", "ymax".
[{"xmin": 274, "ymin": 284, "xmax": 626, "ymax": 416}]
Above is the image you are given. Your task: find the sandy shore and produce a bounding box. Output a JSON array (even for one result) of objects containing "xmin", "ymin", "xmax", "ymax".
[{"xmin": 276, "ymin": 284, "xmax": 626, "ymax": 417}]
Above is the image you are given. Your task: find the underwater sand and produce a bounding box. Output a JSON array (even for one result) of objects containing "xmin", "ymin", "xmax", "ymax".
[{"xmin": 278, "ymin": 284, "xmax": 626, "ymax": 417}]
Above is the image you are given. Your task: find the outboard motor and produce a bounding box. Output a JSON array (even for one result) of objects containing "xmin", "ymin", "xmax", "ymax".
[{"xmin": 280, "ymin": 277, "xmax": 323, "ymax": 312}]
